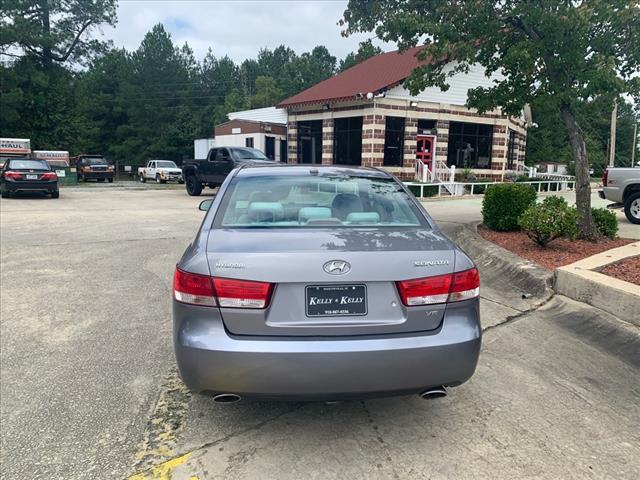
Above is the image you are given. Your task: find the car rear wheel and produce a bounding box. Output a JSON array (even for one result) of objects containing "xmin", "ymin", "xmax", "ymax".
[
  {"xmin": 624, "ymin": 192, "xmax": 640, "ymax": 224},
  {"xmin": 51, "ymin": 191, "xmax": 60, "ymax": 199},
  {"xmin": 186, "ymin": 176, "xmax": 202, "ymax": 196}
]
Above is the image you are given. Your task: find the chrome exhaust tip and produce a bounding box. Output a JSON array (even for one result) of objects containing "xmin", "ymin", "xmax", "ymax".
[
  {"xmin": 212, "ymin": 393, "xmax": 242, "ymax": 404},
  {"xmin": 419, "ymin": 386, "xmax": 447, "ymax": 399}
]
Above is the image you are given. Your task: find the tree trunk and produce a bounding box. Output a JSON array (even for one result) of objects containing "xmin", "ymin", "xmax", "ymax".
[{"xmin": 560, "ymin": 104, "xmax": 597, "ymax": 239}]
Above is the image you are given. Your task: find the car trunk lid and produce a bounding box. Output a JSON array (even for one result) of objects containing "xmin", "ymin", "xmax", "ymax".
[{"xmin": 206, "ymin": 228, "xmax": 457, "ymax": 336}]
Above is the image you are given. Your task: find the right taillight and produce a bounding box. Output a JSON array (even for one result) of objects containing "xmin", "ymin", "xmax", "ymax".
[
  {"xmin": 396, "ymin": 267, "xmax": 480, "ymax": 306},
  {"xmin": 173, "ymin": 268, "xmax": 273, "ymax": 309},
  {"xmin": 602, "ymin": 169, "xmax": 608, "ymax": 186}
]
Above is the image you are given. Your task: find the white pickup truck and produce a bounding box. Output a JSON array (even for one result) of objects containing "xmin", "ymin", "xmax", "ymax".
[
  {"xmin": 599, "ymin": 167, "xmax": 640, "ymax": 224},
  {"xmin": 138, "ymin": 160, "xmax": 183, "ymax": 184}
]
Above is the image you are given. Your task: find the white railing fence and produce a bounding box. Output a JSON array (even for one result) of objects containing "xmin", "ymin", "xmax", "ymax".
[{"xmin": 404, "ymin": 180, "xmax": 576, "ymax": 199}]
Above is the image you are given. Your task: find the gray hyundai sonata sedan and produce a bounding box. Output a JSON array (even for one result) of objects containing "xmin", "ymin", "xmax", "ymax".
[{"xmin": 173, "ymin": 164, "xmax": 481, "ymax": 402}]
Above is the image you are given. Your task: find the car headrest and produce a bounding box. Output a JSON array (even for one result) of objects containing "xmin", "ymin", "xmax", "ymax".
[
  {"xmin": 298, "ymin": 207, "xmax": 332, "ymax": 223},
  {"xmin": 346, "ymin": 212, "xmax": 380, "ymax": 224},
  {"xmin": 331, "ymin": 193, "xmax": 363, "ymax": 220},
  {"xmin": 248, "ymin": 202, "xmax": 284, "ymax": 222}
]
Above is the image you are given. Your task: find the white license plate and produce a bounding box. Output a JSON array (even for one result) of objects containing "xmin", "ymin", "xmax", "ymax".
[{"xmin": 26, "ymin": 174, "xmax": 38, "ymax": 180}]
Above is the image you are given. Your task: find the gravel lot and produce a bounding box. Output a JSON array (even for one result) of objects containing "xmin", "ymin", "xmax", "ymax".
[{"xmin": 1, "ymin": 187, "xmax": 638, "ymax": 479}]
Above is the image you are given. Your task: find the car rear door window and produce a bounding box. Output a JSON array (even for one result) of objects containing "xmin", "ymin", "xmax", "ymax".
[{"xmin": 214, "ymin": 173, "xmax": 427, "ymax": 229}]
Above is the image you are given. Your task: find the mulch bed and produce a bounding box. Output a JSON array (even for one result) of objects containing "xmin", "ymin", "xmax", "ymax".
[
  {"xmin": 477, "ymin": 225, "xmax": 634, "ymax": 271},
  {"xmin": 600, "ymin": 256, "xmax": 640, "ymax": 286}
]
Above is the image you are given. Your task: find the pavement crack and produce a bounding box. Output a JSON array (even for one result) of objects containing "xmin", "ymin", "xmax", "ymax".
[
  {"xmin": 480, "ymin": 295, "xmax": 525, "ymax": 313},
  {"xmin": 483, "ymin": 294, "xmax": 556, "ymax": 333},
  {"xmin": 361, "ymin": 401, "xmax": 400, "ymax": 479}
]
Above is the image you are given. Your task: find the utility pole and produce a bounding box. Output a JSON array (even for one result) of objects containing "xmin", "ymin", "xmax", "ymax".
[
  {"xmin": 632, "ymin": 123, "xmax": 638, "ymax": 167},
  {"xmin": 608, "ymin": 100, "xmax": 617, "ymax": 167}
]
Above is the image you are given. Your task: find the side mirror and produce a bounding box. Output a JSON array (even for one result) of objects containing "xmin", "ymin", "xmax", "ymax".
[{"xmin": 198, "ymin": 199, "xmax": 213, "ymax": 211}]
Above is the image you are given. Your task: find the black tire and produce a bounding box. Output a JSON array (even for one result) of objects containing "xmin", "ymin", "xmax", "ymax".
[
  {"xmin": 156, "ymin": 174, "xmax": 166, "ymax": 184},
  {"xmin": 108, "ymin": 178, "xmax": 114, "ymax": 183},
  {"xmin": 1, "ymin": 190, "xmax": 11, "ymax": 198},
  {"xmin": 139, "ymin": 174, "xmax": 146, "ymax": 183},
  {"xmin": 51, "ymin": 191, "xmax": 60, "ymax": 198},
  {"xmin": 77, "ymin": 174, "xmax": 84, "ymax": 182},
  {"xmin": 186, "ymin": 176, "xmax": 202, "ymax": 196},
  {"xmin": 624, "ymin": 191, "xmax": 640, "ymax": 225}
]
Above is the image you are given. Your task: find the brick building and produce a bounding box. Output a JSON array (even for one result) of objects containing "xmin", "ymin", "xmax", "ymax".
[{"xmin": 276, "ymin": 47, "xmax": 528, "ymax": 180}]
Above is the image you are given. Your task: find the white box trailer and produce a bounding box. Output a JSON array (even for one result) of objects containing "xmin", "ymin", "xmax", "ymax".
[
  {"xmin": 0, "ymin": 138, "xmax": 31, "ymax": 168},
  {"xmin": 33, "ymin": 150, "xmax": 70, "ymax": 168},
  {"xmin": 194, "ymin": 138, "xmax": 215, "ymax": 160}
]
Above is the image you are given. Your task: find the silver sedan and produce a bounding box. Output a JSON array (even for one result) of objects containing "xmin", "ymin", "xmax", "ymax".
[{"xmin": 173, "ymin": 165, "xmax": 481, "ymax": 403}]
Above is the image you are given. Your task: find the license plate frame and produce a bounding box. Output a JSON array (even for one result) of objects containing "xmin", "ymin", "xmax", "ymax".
[
  {"xmin": 305, "ymin": 284, "xmax": 367, "ymax": 317},
  {"xmin": 26, "ymin": 174, "xmax": 38, "ymax": 180}
]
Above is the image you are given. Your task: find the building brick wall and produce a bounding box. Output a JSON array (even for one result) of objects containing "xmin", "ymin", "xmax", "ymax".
[
  {"xmin": 322, "ymin": 119, "xmax": 333, "ymax": 165},
  {"xmin": 287, "ymin": 121, "xmax": 297, "ymax": 164},
  {"xmin": 361, "ymin": 114, "xmax": 385, "ymax": 168}
]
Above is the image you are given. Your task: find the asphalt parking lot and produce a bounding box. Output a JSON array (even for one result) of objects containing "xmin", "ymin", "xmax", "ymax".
[{"xmin": 1, "ymin": 187, "xmax": 638, "ymax": 479}]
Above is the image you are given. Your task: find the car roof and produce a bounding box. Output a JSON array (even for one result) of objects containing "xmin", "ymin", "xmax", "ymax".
[{"xmin": 236, "ymin": 164, "xmax": 392, "ymax": 179}]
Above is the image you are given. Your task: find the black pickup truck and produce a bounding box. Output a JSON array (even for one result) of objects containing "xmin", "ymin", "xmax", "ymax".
[{"xmin": 181, "ymin": 147, "xmax": 274, "ymax": 196}]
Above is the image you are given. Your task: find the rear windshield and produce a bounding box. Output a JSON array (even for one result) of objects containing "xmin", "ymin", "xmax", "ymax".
[
  {"xmin": 230, "ymin": 148, "xmax": 270, "ymax": 161},
  {"xmin": 214, "ymin": 173, "xmax": 426, "ymax": 229},
  {"xmin": 82, "ymin": 157, "xmax": 108, "ymax": 165},
  {"xmin": 7, "ymin": 159, "xmax": 50, "ymax": 170},
  {"xmin": 155, "ymin": 161, "xmax": 177, "ymax": 168}
]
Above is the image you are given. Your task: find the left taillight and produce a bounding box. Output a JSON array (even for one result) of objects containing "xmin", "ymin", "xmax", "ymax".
[
  {"xmin": 396, "ymin": 267, "xmax": 480, "ymax": 306},
  {"xmin": 4, "ymin": 171, "xmax": 22, "ymax": 180},
  {"xmin": 41, "ymin": 172, "xmax": 58, "ymax": 180},
  {"xmin": 173, "ymin": 268, "xmax": 217, "ymax": 307},
  {"xmin": 213, "ymin": 277, "xmax": 273, "ymax": 309},
  {"xmin": 173, "ymin": 268, "xmax": 273, "ymax": 309}
]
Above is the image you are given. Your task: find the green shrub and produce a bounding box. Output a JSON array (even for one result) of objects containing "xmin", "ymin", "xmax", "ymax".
[
  {"xmin": 482, "ymin": 183, "xmax": 537, "ymax": 231},
  {"xmin": 518, "ymin": 197, "xmax": 579, "ymax": 247},
  {"xmin": 591, "ymin": 207, "xmax": 618, "ymax": 238},
  {"xmin": 515, "ymin": 175, "xmax": 532, "ymax": 182}
]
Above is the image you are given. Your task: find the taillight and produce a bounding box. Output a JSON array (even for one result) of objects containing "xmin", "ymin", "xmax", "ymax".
[
  {"xmin": 4, "ymin": 171, "xmax": 22, "ymax": 180},
  {"xmin": 602, "ymin": 169, "xmax": 608, "ymax": 186},
  {"xmin": 213, "ymin": 277, "xmax": 273, "ymax": 309},
  {"xmin": 41, "ymin": 172, "xmax": 58, "ymax": 180},
  {"xmin": 396, "ymin": 267, "xmax": 480, "ymax": 306},
  {"xmin": 173, "ymin": 268, "xmax": 273, "ymax": 309},
  {"xmin": 173, "ymin": 268, "xmax": 216, "ymax": 306}
]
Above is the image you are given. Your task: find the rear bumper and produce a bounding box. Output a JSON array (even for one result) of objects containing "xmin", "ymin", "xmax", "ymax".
[
  {"xmin": 3, "ymin": 180, "xmax": 58, "ymax": 193},
  {"xmin": 601, "ymin": 186, "xmax": 622, "ymax": 204},
  {"xmin": 174, "ymin": 300, "xmax": 481, "ymax": 400}
]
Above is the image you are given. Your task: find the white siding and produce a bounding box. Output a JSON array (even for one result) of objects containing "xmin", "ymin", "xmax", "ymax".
[
  {"xmin": 385, "ymin": 63, "xmax": 504, "ymax": 106},
  {"xmin": 228, "ymin": 106, "xmax": 287, "ymax": 125}
]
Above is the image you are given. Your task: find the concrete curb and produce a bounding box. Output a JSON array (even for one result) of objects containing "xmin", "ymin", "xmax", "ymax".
[
  {"xmin": 555, "ymin": 242, "xmax": 640, "ymax": 327},
  {"xmin": 445, "ymin": 222, "xmax": 554, "ymax": 302}
]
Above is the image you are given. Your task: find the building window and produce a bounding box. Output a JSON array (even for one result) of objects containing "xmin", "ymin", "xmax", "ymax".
[
  {"xmin": 298, "ymin": 120, "xmax": 323, "ymax": 164},
  {"xmin": 334, "ymin": 117, "xmax": 362, "ymax": 166},
  {"xmin": 417, "ymin": 119, "xmax": 436, "ymax": 135},
  {"xmin": 506, "ymin": 130, "xmax": 516, "ymax": 170},
  {"xmin": 383, "ymin": 117, "xmax": 405, "ymax": 166},
  {"xmin": 447, "ymin": 122, "xmax": 493, "ymax": 168},
  {"xmin": 245, "ymin": 137, "xmax": 254, "ymax": 148}
]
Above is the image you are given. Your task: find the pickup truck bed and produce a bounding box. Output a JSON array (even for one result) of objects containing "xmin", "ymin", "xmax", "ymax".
[{"xmin": 599, "ymin": 167, "xmax": 640, "ymax": 224}]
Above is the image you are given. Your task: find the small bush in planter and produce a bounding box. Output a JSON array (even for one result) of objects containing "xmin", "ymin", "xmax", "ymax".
[
  {"xmin": 482, "ymin": 183, "xmax": 537, "ymax": 231},
  {"xmin": 518, "ymin": 196, "xmax": 579, "ymax": 247},
  {"xmin": 591, "ymin": 207, "xmax": 618, "ymax": 238}
]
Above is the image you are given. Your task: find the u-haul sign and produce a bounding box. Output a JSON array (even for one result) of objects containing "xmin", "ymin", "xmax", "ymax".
[
  {"xmin": 33, "ymin": 150, "xmax": 70, "ymax": 166},
  {"xmin": 0, "ymin": 138, "xmax": 31, "ymax": 155}
]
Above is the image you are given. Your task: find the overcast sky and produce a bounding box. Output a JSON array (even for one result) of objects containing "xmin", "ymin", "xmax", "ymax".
[{"xmin": 103, "ymin": 0, "xmax": 393, "ymax": 62}]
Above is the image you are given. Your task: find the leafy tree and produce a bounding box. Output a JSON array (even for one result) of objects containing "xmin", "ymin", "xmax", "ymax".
[
  {"xmin": 250, "ymin": 75, "xmax": 283, "ymax": 108},
  {"xmin": 0, "ymin": 0, "xmax": 117, "ymax": 66},
  {"xmin": 339, "ymin": 39, "xmax": 383, "ymax": 71},
  {"xmin": 342, "ymin": 0, "xmax": 640, "ymax": 239}
]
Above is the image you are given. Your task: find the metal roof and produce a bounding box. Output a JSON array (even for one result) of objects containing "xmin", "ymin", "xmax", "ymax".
[
  {"xmin": 277, "ymin": 46, "xmax": 428, "ymax": 108},
  {"xmin": 228, "ymin": 106, "xmax": 288, "ymax": 125}
]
